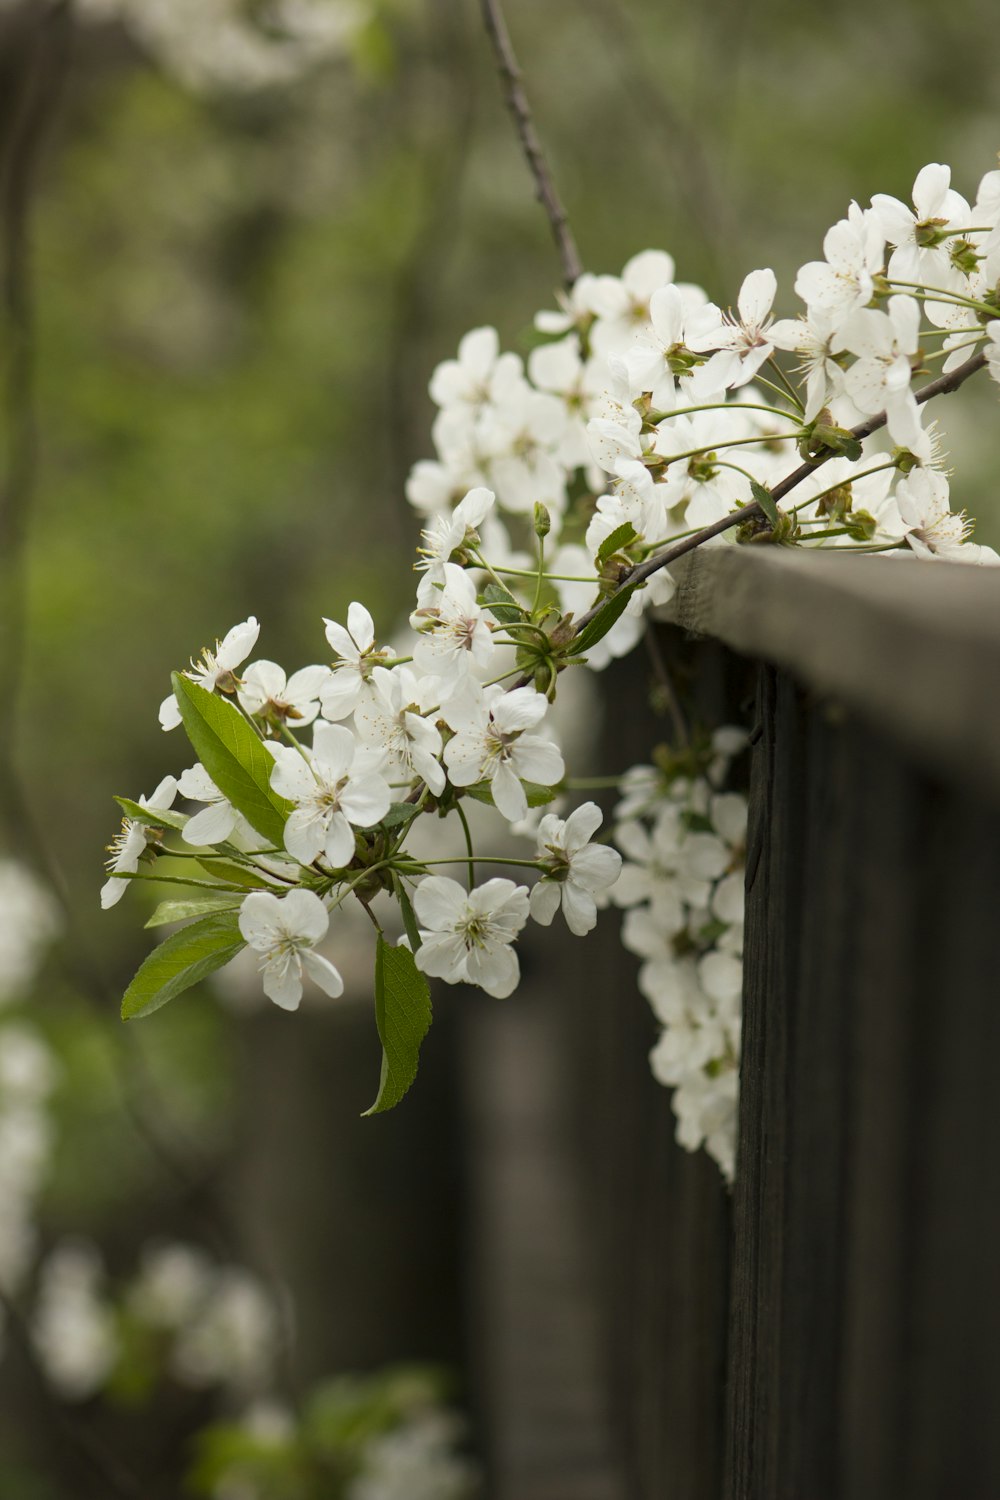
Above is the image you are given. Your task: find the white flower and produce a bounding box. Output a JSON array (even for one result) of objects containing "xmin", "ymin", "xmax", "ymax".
[
  {"xmin": 428, "ymin": 326, "xmax": 523, "ymax": 412},
  {"xmin": 412, "ymin": 564, "xmax": 495, "ymax": 685},
  {"xmin": 871, "ymin": 163, "xmax": 970, "ymax": 287},
  {"xmin": 837, "ymin": 295, "xmax": 921, "ymax": 449},
  {"xmin": 527, "ymin": 336, "xmax": 604, "ymax": 470},
  {"xmin": 101, "ymin": 776, "xmax": 178, "ymax": 909},
  {"xmin": 623, "ymin": 283, "xmax": 716, "ymax": 409},
  {"xmin": 238, "ymin": 660, "xmax": 329, "ymax": 728},
  {"xmin": 159, "ymin": 616, "xmax": 259, "ymax": 731},
  {"xmin": 415, "ymin": 486, "xmax": 495, "ymax": 604},
  {"xmin": 613, "ymin": 805, "xmax": 730, "ymax": 924},
  {"xmin": 354, "ymin": 665, "xmax": 446, "ymax": 796},
  {"xmin": 687, "ymin": 268, "xmax": 778, "ymax": 386},
  {"xmin": 586, "ymin": 357, "xmax": 644, "ymax": 473},
  {"xmin": 529, "ymin": 802, "xmax": 622, "ymax": 936},
  {"xmin": 770, "ymin": 308, "xmax": 843, "ymax": 420},
  {"xmin": 590, "ymin": 249, "xmax": 679, "ymax": 356},
  {"xmin": 534, "ymin": 271, "xmax": 614, "ymax": 334},
  {"xmin": 32, "ymin": 1243, "xmax": 118, "ymax": 1401},
  {"xmin": 480, "ymin": 386, "xmax": 567, "ymax": 514},
  {"xmin": 413, "ymin": 876, "xmax": 529, "ymax": 998},
  {"xmin": 443, "ymin": 685, "xmax": 564, "ymax": 823},
  {"xmin": 270, "ymin": 723, "xmax": 391, "ymax": 867},
  {"xmin": 178, "ymin": 763, "xmax": 240, "ymax": 847},
  {"xmin": 238, "ymin": 889, "xmax": 344, "ymax": 1010},
  {"xmin": 895, "ymin": 468, "xmax": 999, "ymax": 564},
  {"xmin": 794, "ymin": 205, "xmax": 884, "ymax": 325},
  {"xmin": 321, "ymin": 603, "xmax": 384, "ymax": 721},
  {"xmin": 128, "ymin": 1242, "xmax": 214, "ymax": 1329},
  {"xmin": 170, "ymin": 1266, "xmax": 277, "ymax": 1393}
]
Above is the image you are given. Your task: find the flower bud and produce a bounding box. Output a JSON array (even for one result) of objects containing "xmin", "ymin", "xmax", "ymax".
[{"xmin": 533, "ymin": 503, "xmax": 552, "ymax": 539}]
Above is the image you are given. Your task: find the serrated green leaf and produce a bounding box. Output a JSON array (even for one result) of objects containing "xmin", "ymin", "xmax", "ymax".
[
  {"xmin": 121, "ymin": 912, "xmax": 245, "ymax": 1020},
  {"xmin": 750, "ymin": 479, "xmax": 780, "ymax": 526},
  {"xmin": 462, "ymin": 779, "xmax": 558, "ymax": 809},
  {"xmin": 482, "ymin": 581, "xmax": 527, "ymax": 626},
  {"xmin": 363, "ymin": 936, "xmax": 432, "ymax": 1116},
  {"xmin": 571, "ymin": 578, "xmax": 641, "ymax": 656},
  {"xmin": 115, "ymin": 796, "xmax": 189, "ymax": 833},
  {"xmin": 173, "ymin": 675, "xmax": 292, "ymax": 849},
  {"xmin": 145, "ymin": 896, "xmax": 242, "ymax": 929},
  {"xmin": 596, "ymin": 522, "xmax": 638, "ymax": 564}
]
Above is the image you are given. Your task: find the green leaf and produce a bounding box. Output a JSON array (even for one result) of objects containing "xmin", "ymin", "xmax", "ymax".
[
  {"xmin": 121, "ymin": 912, "xmax": 245, "ymax": 1020},
  {"xmin": 391, "ymin": 874, "xmax": 422, "ymax": 953},
  {"xmin": 571, "ymin": 578, "xmax": 641, "ymax": 656},
  {"xmin": 482, "ymin": 581, "xmax": 527, "ymax": 626},
  {"xmin": 145, "ymin": 896, "xmax": 242, "ymax": 929},
  {"xmin": 362, "ymin": 936, "xmax": 432, "ymax": 1116},
  {"xmin": 750, "ymin": 479, "xmax": 780, "ymax": 527},
  {"xmin": 172, "ymin": 674, "xmax": 293, "ymax": 849},
  {"xmin": 115, "ymin": 796, "xmax": 188, "ymax": 833},
  {"xmin": 378, "ymin": 802, "xmax": 420, "ymax": 833},
  {"xmin": 596, "ymin": 522, "xmax": 638, "ymax": 563},
  {"xmin": 197, "ymin": 858, "xmax": 280, "ymax": 889},
  {"xmin": 463, "ymin": 779, "xmax": 558, "ymax": 808}
]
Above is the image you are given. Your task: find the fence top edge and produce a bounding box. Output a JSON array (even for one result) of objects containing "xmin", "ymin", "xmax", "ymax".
[{"xmin": 656, "ymin": 546, "xmax": 1000, "ymax": 796}]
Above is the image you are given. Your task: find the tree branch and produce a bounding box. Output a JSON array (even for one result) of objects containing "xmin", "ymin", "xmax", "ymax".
[
  {"xmin": 479, "ymin": 0, "xmax": 582, "ymax": 287},
  {"xmin": 570, "ymin": 348, "xmax": 990, "ymax": 634}
]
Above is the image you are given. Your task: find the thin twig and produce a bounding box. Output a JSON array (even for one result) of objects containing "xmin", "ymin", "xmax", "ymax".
[{"xmin": 479, "ymin": 0, "xmax": 582, "ymax": 287}]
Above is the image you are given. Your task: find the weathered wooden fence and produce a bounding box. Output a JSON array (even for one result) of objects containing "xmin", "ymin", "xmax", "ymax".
[{"xmin": 464, "ymin": 548, "xmax": 1000, "ymax": 1500}]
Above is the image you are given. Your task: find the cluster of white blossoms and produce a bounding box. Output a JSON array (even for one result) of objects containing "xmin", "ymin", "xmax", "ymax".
[
  {"xmin": 196, "ymin": 1369, "xmax": 479, "ymax": 1500},
  {"xmin": 611, "ymin": 734, "xmax": 747, "ymax": 1180},
  {"xmin": 349, "ymin": 1409, "xmax": 479, "ymax": 1500},
  {"xmin": 411, "ymin": 161, "xmax": 1000, "ymax": 583},
  {"xmin": 64, "ymin": 0, "xmax": 369, "ymax": 93},
  {"xmin": 32, "ymin": 1237, "xmax": 280, "ymax": 1401},
  {"xmin": 106, "ymin": 158, "xmax": 1000, "ymax": 1169}
]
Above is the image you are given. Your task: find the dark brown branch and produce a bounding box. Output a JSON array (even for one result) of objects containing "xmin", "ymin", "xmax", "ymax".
[
  {"xmin": 479, "ymin": 0, "xmax": 582, "ymax": 288},
  {"xmin": 571, "ymin": 348, "xmax": 990, "ymax": 635}
]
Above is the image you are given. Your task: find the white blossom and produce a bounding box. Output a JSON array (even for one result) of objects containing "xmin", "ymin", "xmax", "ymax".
[
  {"xmin": 238, "ymin": 660, "xmax": 329, "ymax": 728},
  {"xmin": 271, "ymin": 723, "xmax": 391, "ymax": 867},
  {"xmin": 429, "ymin": 326, "xmax": 523, "ymax": 413},
  {"xmin": 687, "ymin": 268, "xmax": 778, "ymax": 387},
  {"xmin": 413, "ymin": 876, "xmax": 529, "ymax": 998},
  {"xmin": 159, "ymin": 616, "xmax": 259, "ymax": 731},
  {"xmin": 33, "ymin": 1243, "xmax": 118, "ymax": 1400},
  {"xmin": 354, "ymin": 666, "xmax": 446, "ymax": 796},
  {"xmin": 101, "ymin": 776, "xmax": 178, "ymax": 908},
  {"xmin": 529, "ymin": 802, "xmax": 622, "ymax": 936},
  {"xmin": 321, "ymin": 603, "xmax": 385, "ymax": 721},
  {"xmin": 443, "ymin": 685, "xmax": 564, "ymax": 823},
  {"xmin": 238, "ymin": 889, "xmax": 344, "ymax": 1010},
  {"xmin": 411, "ymin": 564, "xmax": 495, "ymax": 686}
]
